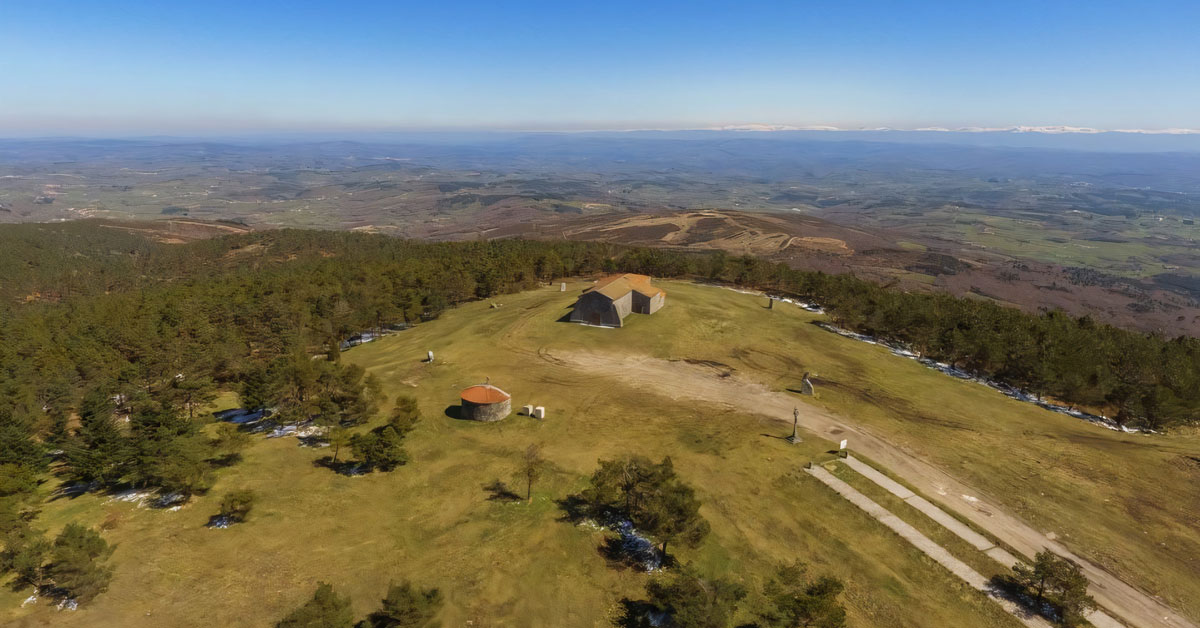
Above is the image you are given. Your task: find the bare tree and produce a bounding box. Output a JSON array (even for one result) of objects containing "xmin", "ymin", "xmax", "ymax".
[{"xmin": 520, "ymin": 444, "xmax": 546, "ymax": 504}]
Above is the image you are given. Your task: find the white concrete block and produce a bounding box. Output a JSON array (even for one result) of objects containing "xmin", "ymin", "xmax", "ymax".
[
  {"xmin": 522, "ymin": 404, "xmax": 534, "ymax": 416},
  {"xmin": 533, "ymin": 406, "xmax": 546, "ymax": 419}
]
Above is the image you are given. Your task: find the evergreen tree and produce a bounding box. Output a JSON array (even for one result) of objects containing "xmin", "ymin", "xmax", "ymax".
[
  {"xmin": 218, "ymin": 489, "xmax": 256, "ymax": 524},
  {"xmin": 46, "ymin": 523, "xmax": 114, "ymax": 603},
  {"xmin": 639, "ymin": 564, "xmax": 745, "ymax": 628},
  {"xmin": 761, "ymin": 562, "xmax": 847, "ymax": 628},
  {"xmin": 166, "ymin": 375, "xmax": 217, "ymax": 421},
  {"xmin": 0, "ymin": 522, "xmax": 51, "ymax": 591},
  {"xmin": 0, "ymin": 410, "xmax": 45, "ymax": 471},
  {"xmin": 387, "ymin": 396, "xmax": 422, "ymax": 436},
  {"xmin": 125, "ymin": 401, "xmax": 213, "ymax": 496},
  {"xmin": 277, "ymin": 582, "xmax": 355, "ymax": 628},
  {"xmin": 212, "ymin": 422, "xmax": 252, "ymax": 462},
  {"xmin": 63, "ymin": 388, "xmax": 128, "ymax": 487},
  {"xmin": 361, "ymin": 581, "xmax": 444, "ymax": 628},
  {"xmin": 351, "ymin": 427, "xmax": 408, "ymax": 472},
  {"xmin": 581, "ymin": 456, "xmax": 710, "ymax": 557},
  {"xmin": 240, "ymin": 366, "xmax": 276, "ymax": 411},
  {"xmin": 1011, "ymin": 551, "xmax": 1097, "ymax": 626},
  {"xmin": 326, "ymin": 426, "xmax": 351, "ymax": 465}
]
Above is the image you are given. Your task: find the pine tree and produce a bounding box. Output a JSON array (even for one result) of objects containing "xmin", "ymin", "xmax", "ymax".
[
  {"xmin": 326, "ymin": 426, "xmax": 351, "ymax": 465},
  {"xmin": 218, "ymin": 489, "xmax": 256, "ymax": 524},
  {"xmin": 387, "ymin": 396, "xmax": 422, "ymax": 436},
  {"xmin": 63, "ymin": 388, "xmax": 128, "ymax": 487},
  {"xmin": 212, "ymin": 422, "xmax": 252, "ymax": 461},
  {"xmin": 351, "ymin": 427, "xmax": 408, "ymax": 471},
  {"xmin": 277, "ymin": 582, "xmax": 355, "ymax": 628},
  {"xmin": 761, "ymin": 562, "xmax": 847, "ymax": 628},
  {"xmin": 361, "ymin": 581, "xmax": 444, "ymax": 628},
  {"xmin": 46, "ymin": 523, "xmax": 114, "ymax": 603},
  {"xmin": 240, "ymin": 366, "xmax": 275, "ymax": 411},
  {"xmin": 641, "ymin": 564, "xmax": 745, "ymax": 628},
  {"xmin": 581, "ymin": 456, "xmax": 710, "ymax": 558},
  {"xmin": 0, "ymin": 522, "xmax": 51, "ymax": 591}
]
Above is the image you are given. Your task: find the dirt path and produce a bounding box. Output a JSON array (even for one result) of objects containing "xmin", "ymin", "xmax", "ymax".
[
  {"xmin": 545, "ymin": 349, "xmax": 1195, "ymax": 628},
  {"xmin": 806, "ymin": 465, "xmax": 1053, "ymax": 628}
]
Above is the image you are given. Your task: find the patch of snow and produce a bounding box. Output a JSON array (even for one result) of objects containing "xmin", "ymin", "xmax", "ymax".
[
  {"xmin": 267, "ymin": 425, "xmax": 298, "ymax": 438},
  {"xmin": 614, "ymin": 520, "xmax": 663, "ymax": 571},
  {"xmin": 21, "ymin": 595, "xmax": 37, "ymax": 608},
  {"xmin": 153, "ymin": 492, "xmax": 188, "ymax": 509},
  {"xmin": 293, "ymin": 425, "xmax": 327, "ymax": 439},
  {"xmin": 56, "ymin": 598, "xmax": 78, "ymax": 611},
  {"xmin": 106, "ymin": 489, "xmax": 156, "ymax": 507}
]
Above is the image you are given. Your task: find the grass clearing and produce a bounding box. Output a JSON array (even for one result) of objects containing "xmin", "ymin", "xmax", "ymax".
[{"xmin": 3, "ymin": 279, "xmax": 1197, "ymax": 626}]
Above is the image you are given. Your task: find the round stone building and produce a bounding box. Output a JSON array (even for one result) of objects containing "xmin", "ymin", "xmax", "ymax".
[{"xmin": 460, "ymin": 383, "xmax": 512, "ymax": 422}]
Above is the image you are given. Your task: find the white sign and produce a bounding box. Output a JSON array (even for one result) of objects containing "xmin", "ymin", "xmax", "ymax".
[{"xmin": 839, "ymin": 439, "xmax": 848, "ymax": 450}]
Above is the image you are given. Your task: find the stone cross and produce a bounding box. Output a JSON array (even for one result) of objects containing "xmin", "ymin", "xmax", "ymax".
[{"xmin": 787, "ymin": 407, "xmax": 802, "ymax": 443}]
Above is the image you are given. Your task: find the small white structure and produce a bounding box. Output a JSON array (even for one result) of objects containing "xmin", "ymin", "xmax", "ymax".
[
  {"xmin": 521, "ymin": 404, "xmax": 534, "ymax": 416},
  {"xmin": 839, "ymin": 439, "xmax": 848, "ymax": 451},
  {"xmin": 560, "ymin": 282, "xmax": 566, "ymax": 292},
  {"xmin": 533, "ymin": 406, "xmax": 546, "ymax": 420},
  {"xmin": 426, "ymin": 350, "xmax": 434, "ymax": 362}
]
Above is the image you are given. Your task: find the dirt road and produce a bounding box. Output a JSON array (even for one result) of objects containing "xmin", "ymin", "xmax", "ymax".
[{"xmin": 545, "ymin": 349, "xmax": 1195, "ymax": 628}]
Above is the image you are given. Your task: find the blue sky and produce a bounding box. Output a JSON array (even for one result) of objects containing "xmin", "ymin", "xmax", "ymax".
[{"xmin": 2, "ymin": 0, "xmax": 1198, "ymax": 134}]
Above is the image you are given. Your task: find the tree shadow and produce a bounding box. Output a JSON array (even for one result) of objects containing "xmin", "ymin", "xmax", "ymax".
[
  {"xmin": 483, "ymin": 480, "xmax": 522, "ymax": 503},
  {"xmin": 598, "ymin": 536, "xmax": 666, "ymax": 572},
  {"xmin": 311, "ymin": 455, "xmax": 365, "ymax": 476},
  {"xmin": 48, "ymin": 481, "xmax": 98, "ymax": 501},
  {"xmin": 555, "ymin": 494, "xmax": 592, "ymax": 523},
  {"xmin": 986, "ymin": 575, "xmax": 1053, "ymax": 620},
  {"xmin": 207, "ymin": 452, "xmax": 243, "ymax": 468},
  {"xmin": 612, "ymin": 598, "xmax": 661, "ymax": 628},
  {"xmin": 205, "ymin": 514, "xmax": 237, "ymax": 529},
  {"xmin": 296, "ymin": 435, "xmax": 328, "ymax": 448}
]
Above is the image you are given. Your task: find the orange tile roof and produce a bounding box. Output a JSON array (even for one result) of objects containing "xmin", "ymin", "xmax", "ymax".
[
  {"xmin": 461, "ymin": 384, "xmax": 510, "ymax": 404},
  {"xmin": 589, "ymin": 273, "xmax": 664, "ymax": 300}
]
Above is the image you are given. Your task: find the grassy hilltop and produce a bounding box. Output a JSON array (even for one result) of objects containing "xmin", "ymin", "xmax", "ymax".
[{"xmin": 4, "ymin": 280, "xmax": 1198, "ymax": 626}]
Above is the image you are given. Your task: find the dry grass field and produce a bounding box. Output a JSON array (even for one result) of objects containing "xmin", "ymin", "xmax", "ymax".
[{"xmin": 4, "ymin": 280, "xmax": 1197, "ymax": 626}]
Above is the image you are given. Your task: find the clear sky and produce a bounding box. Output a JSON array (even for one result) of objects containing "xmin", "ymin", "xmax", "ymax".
[{"xmin": 2, "ymin": 0, "xmax": 1198, "ymax": 134}]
